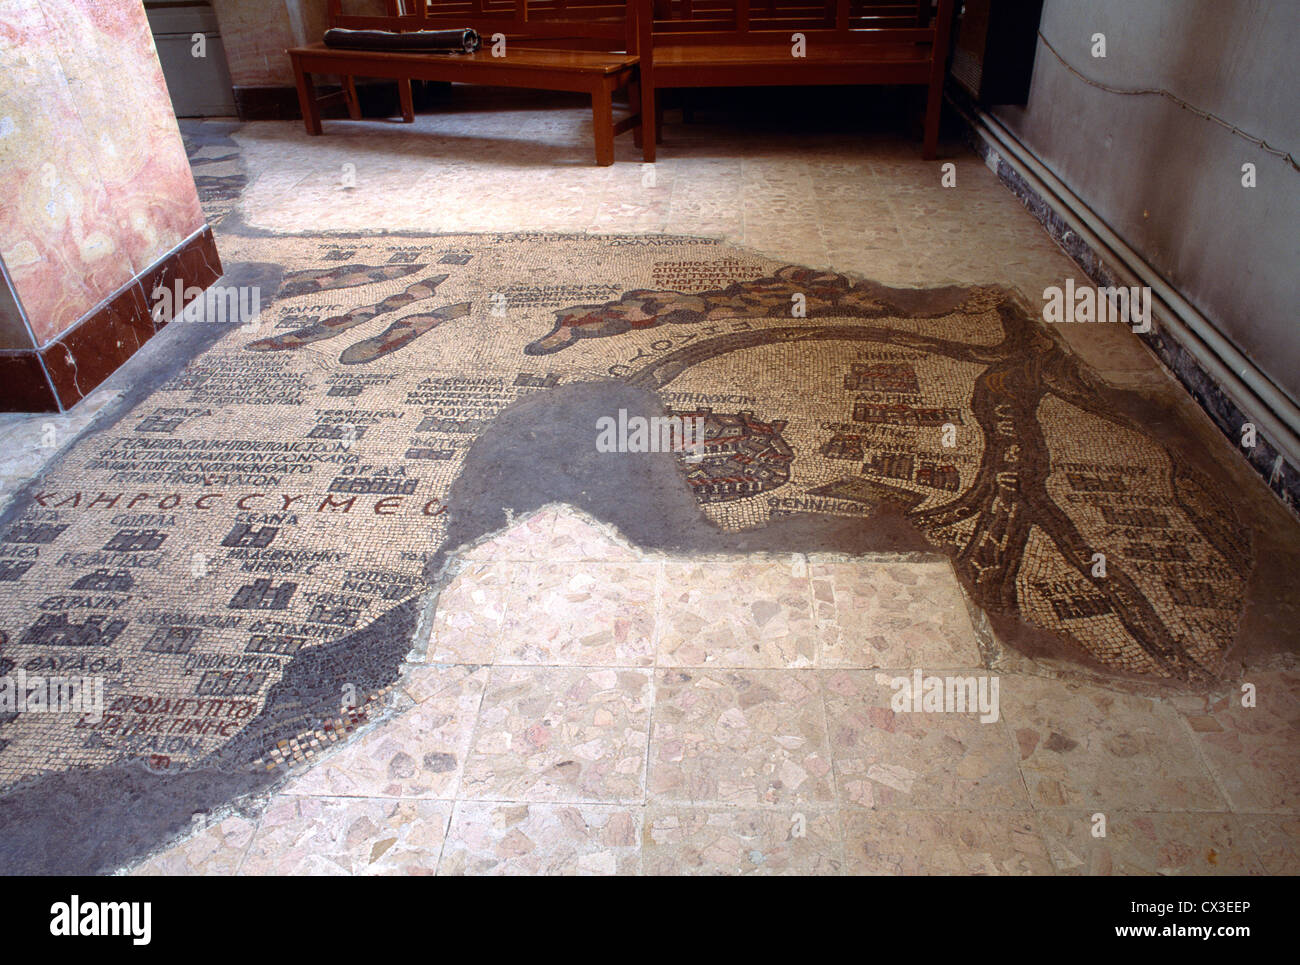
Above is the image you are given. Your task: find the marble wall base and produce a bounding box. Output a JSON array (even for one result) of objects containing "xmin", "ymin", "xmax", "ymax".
[{"xmin": 0, "ymin": 227, "xmax": 221, "ymax": 413}]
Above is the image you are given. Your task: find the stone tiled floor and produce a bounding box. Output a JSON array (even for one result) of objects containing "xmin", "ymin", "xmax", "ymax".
[
  {"xmin": 128, "ymin": 507, "xmax": 1298, "ymax": 875},
  {"xmin": 0, "ymin": 99, "xmax": 1184, "ymax": 507},
  {"xmin": 224, "ymin": 98, "xmax": 1168, "ymax": 390},
  {"xmin": 4, "ymin": 98, "xmax": 1296, "ymax": 874}
]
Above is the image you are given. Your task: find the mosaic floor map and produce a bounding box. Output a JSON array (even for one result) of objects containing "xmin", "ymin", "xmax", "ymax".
[{"xmin": 0, "ymin": 232, "xmax": 1253, "ymax": 788}]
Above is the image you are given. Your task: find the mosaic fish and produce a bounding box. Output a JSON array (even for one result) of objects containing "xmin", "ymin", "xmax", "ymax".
[
  {"xmin": 276, "ymin": 263, "xmax": 429, "ymax": 300},
  {"xmin": 247, "ymin": 275, "xmax": 449, "ymax": 351}
]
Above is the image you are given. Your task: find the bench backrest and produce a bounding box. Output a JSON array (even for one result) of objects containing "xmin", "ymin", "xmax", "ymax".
[
  {"xmin": 328, "ymin": 0, "xmax": 638, "ymax": 51},
  {"xmin": 639, "ymin": 0, "xmax": 949, "ymax": 44}
]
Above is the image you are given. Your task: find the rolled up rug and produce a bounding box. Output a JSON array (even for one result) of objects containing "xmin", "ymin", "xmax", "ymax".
[{"xmin": 323, "ymin": 27, "xmax": 481, "ymax": 53}]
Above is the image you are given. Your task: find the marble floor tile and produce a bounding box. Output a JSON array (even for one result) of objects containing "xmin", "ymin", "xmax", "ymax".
[
  {"xmin": 458, "ymin": 508, "xmax": 558, "ymax": 561},
  {"xmin": 1036, "ymin": 810, "xmax": 1265, "ymax": 875},
  {"xmin": 823, "ymin": 670, "xmax": 1028, "ymax": 809},
  {"xmin": 1171, "ymin": 669, "xmax": 1300, "ymax": 813},
  {"xmin": 462, "ymin": 667, "xmax": 652, "ymax": 803},
  {"xmin": 129, "ymin": 814, "xmax": 257, "ymax": 876},
  {"xmin": 440, "ymin": 801, "xmax": 640, "ymax": 875},
  {"xmin": 823, "ymin": 248, "xmax": 918, "ymax": 287},
  {"xmin": 421, "ymin": 562, "xmax": 514, "ymax": 664},
  {"xmin": 642, "ymin": 805, "xmax": 844, "ymax": 875},
  {"xmin": 658, "ymin": 559, "xmax": 815, "ymax": 668},
  {"xmin": 239, "ymin": 797, "xmax": 452, "ymax": 876},
  {"xmin": 649, "ymin": 668, "xmax": 834, "ymax": 806},
  {"xmin": 810, "ymin": 561, "xmax": 983, "ymax": 669},
  {"xmin": 544, "ymin": 509, "xmax": 641, "ymax": 561},
  {"xmin": 496, "ymin": 561, "xmax": 659, "ymax": 666},
  {"xmin": 1237, "ymin": 815, "xmax": 1300, "ymax": 874},
  {"xmin": 1045, "ymin": 315, "xmax": 1172, "ymax": 385},
  {"xmin": 1000, "ymin": 676, "xmax": 1225, "ymax": 811},
  {"xmin": 840, "ymin": 809, "xmax": 1054, "ymax": 875}
]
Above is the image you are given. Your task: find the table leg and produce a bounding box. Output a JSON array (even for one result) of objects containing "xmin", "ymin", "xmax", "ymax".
[
  {"xmin": 592, "ymin": 83, "xmax": 615, "ymax": 166},
  {"xmin": 342, "ymin": 76, "xmax": 362, "ymax": 120},
  {"xmin": 293, "ymin": 62, "xmax": 322, "ymax": 135},
  {"xmin": 399, "ymin": 79, "xmax": 415, "ymax": 123}
]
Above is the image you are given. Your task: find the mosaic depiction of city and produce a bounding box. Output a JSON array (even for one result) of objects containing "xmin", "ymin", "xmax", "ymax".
[{"xmin": 0, "ymin": 233, "xmax": 1251, "ymax": 785}]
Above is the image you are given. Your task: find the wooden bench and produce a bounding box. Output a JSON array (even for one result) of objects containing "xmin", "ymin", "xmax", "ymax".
[
  {"xmin": 289, "ymin": 0, "xmax": 650, "ymax": 165},
  {"xmin": 634, "ymin": 0, "xmax": 955, "ymax": 160}
]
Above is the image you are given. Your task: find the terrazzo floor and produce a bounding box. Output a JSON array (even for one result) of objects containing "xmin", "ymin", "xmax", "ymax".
[
  {"xmin": 1, "ymin": 91, "xmax": 1296, "ymax": 875},
  {"xmin": 128, "ymin": 506, "xmax": 1297, "ymax": 875}
]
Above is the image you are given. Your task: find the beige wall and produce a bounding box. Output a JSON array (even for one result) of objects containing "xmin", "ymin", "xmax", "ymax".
[
  {"xmin": 0, "ymin": 0, "xmax": 205, "ymax": 347},
  {"xmin": 992, "ymin": 0, "xmax": 1300, "ymax": 405}
]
